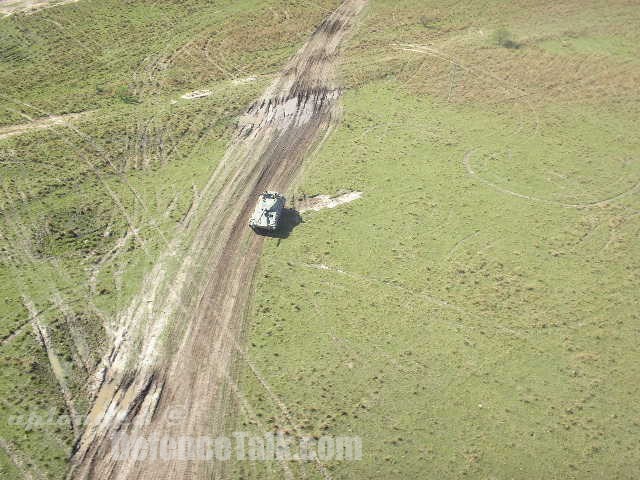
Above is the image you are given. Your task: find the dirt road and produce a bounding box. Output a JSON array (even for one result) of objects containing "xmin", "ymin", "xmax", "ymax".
[
  {"xmin": 0, "ymin": 113, "xmax": 85, "ymax": 140},
  {"xmin": 69, "ymin": 1, "xmax": 368, "ymax": 478}
]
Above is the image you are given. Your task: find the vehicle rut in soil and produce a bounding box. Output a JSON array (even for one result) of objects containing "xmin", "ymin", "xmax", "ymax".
[{"xmin": 69, "ymin": 1, "xmax": 368, "ymax": 479}]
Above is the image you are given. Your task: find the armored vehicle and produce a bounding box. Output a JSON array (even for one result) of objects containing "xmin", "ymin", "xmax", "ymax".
[{"xmin": 249, "ymin": 192, "xmax": 286, "ymax": 231}]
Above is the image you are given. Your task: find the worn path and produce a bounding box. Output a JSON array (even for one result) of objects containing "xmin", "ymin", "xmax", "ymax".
[{"xmin": 70, "ymin": 1, "xmax": 368, "ymax": 478}]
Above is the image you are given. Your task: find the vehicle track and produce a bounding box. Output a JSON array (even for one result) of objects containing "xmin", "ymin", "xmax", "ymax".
[{"xmin": 69, "ymin": 1, "xmax": 368, "ymax": 478}]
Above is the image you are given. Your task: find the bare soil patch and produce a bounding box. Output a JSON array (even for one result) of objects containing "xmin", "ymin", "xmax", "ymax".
[
  {"xmin": 0, "ymin": 113, "xmax": 84, "ymax": 140},
  {"xmin": 0, "ymin": 0, "xmax": 79, "ymax": 17},
  {"xmin": 298, "ymin": 190, "xmax": 363, "ymax": 212},
  {"xmin": 70, "ymin": 2, "xmax": 368, "ymax": 479}
]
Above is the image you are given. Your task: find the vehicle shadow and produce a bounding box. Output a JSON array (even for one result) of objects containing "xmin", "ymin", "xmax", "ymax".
[{"xmin": 253, "ymin": 208, "xmax": 302, "ymax": 239}]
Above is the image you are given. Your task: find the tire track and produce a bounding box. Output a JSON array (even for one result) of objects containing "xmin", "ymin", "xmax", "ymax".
[
  {"xmin": 69, "ymin": 2, "xmax": 368, "ymax": 479},
  {"xmin": 463, "ymin": 150, "xmax": 640, "ymax": 208}
]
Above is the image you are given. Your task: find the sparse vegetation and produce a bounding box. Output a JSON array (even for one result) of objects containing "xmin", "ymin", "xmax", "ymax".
[
  {"xmin": 491, "ymin": 27, "xmax": 520, "ymax": 49},
  {"xmin": 419, "ymin": 15, "xmax": 439, "ymax": 30},
  {"xmin": 2, "ymin": 0, "xmax": 640, "ymax": 478},
  {"xmin": 114, "ymin": 86, "xmax": 139, "ymax": 104},
  {"xmin": 0, "ymin": 0, "xmax": 338, "ymax": 477},
  {"xmin": 232, "ymin": 1, "xmax": 640, "ymax": 479}
]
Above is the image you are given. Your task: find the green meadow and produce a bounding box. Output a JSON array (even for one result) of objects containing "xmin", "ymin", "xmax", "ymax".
[
  {"xmin": 0, "ymin": 1, "xmax": 335, "ymax": 477},
  {"xmin": 1, "ymin": 0, "xmax": 639, "ymax": 478},
  {"xmin": 234, "ymin": 1, "xmax": 640, "ymax": 479}
]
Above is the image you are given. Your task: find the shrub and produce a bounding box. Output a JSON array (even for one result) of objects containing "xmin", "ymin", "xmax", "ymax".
[
  {"xmin": 115, "ymin": 85, "xmax": 140, "ymax": 104},
  {"xmin": 419, "ymin": 16, "xmax": 439, "ymax": 29},
  {"xmin": 492, "ymin": 28, "xmax": 520, "ymax": 49}
]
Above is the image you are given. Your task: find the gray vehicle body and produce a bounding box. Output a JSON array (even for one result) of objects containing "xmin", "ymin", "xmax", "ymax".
[{"xmin": 249, "ymin": 192, "xmax": 286, "ymax": 231}]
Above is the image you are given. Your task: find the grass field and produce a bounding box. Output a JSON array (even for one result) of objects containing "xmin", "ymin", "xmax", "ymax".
[
  {"xmin": 233, "ymin": 1, "xmax": 640, "ymax": 478},
  {"xmin": 0, "ymin": 1, "xmax": 337, "ymax": 478},
  {"xmin": 1, "ymin": 0, "xmax": 639, "ymax": 478}
]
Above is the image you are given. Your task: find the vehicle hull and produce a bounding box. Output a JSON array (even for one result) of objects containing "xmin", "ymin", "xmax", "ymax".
[{"xmin": 249, "ymin": 192, "xmax": 286, "ymax": 231}]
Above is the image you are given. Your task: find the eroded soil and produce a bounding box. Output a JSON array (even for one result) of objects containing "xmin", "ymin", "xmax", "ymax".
[{"xmin": 69, "ymin": 1, "xmax": 368, "ymax": 478}]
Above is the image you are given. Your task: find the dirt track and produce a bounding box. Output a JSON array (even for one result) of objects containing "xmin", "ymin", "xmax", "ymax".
[
  {"xmin": 0, "ymin": 0, "xmax": 79, "ymax": 17},
  {"xmin": 69, "ymin": 1, "xmax": 367, "ymax": 478},
  {"xmin": 0, "ymin": 113, "xmax": 85, "ymax": 140}
]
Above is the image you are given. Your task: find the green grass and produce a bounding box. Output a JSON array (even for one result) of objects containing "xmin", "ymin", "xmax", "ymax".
[
  {"xmin": 0, "ymin": 77, "xmax": 244, "ymax": 480},
  {"xmin": 0, "ymin": 1, "xmax": 337, "ymax": 477},
  {"xmin": 539, "ymin": 36, "xmax": 640, "ymax": 62},
  {"xmin": 0, "ymin": 446, "xmax": 22, "ymax": 479},
  {"xmin": 0, "ymin": 0, "xmax": 330, "ymax": 126},
  {"xmin": 233, "ymin": 1, "xmax": 640, "ymax": 478},
  {"xmin": 2, "ymin": 0, "xmax": 639, "ymax": 478}
]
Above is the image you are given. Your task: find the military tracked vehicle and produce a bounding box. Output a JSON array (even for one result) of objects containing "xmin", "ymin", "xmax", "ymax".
[{"xmin": 249, "ymin": 192, "xmax": 286, "ymax": 231}]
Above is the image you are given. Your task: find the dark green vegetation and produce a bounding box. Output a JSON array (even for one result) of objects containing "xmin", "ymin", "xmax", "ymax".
[
  {"xmin": 235, "ymin": 1, "xmax": 640, "ymax": 479},
  {"xmin": 0, "ymin": 1, "xmax": 337, "ymax": 478}
]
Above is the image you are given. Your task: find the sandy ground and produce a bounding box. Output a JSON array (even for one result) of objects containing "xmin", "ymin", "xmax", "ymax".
[
  {"xmin": 180, "ymin": 90, "xmax": 213, "ymax": 100},
  {"xmin": 69, "ymin": 1, "xmax": 368, "ymax": 479},
  {"xmin": 298, "ymin": 191, "xmax": 363, "ymax": 212},
  {"xmin": 181, "ymin": 78, "xmax": 258, "ymax": 100},
  {"xmin": 0, "ymin": 113, "xmax": 84, "ymax": 140},
  {"xmin": 0, "ymin": 0, "xmax": 78, "ymax": 16}
]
